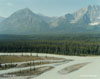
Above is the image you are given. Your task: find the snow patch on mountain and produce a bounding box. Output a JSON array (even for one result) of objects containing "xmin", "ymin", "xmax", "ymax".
[{"xmin": 89, "ymin": 22, "xmax": 100, "ymax": 26}]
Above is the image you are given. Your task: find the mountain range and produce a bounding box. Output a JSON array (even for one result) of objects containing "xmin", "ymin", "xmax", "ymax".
[{"xmin": 0, "ymin": 5, "xmax": 100, "ymax": 35}]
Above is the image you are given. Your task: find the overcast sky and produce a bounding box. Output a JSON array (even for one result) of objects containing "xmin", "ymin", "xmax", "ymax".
[{"xmin": 0, "ymin": 0, "xmax": 100, "ymax": 17}]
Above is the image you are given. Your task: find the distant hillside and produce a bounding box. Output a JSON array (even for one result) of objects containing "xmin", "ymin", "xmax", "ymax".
[
  {"xmin": 0, "ymin": 16, "xmax": 5, "ymax": 22},
  {"xmin": 0, "ymin": 8, "xmax": 50, "ymax": 35}
]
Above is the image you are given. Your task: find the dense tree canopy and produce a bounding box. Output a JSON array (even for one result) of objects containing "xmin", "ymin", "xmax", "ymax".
[{"xmin": 0, "ymin": 36, "xmax": 100, "ymax": 56}]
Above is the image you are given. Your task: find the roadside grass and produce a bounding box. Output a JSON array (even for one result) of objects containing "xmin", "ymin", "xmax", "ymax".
[
  {"xmin": 2, "ymin": 66, "xmax": 53, "ymax": 77},
  {"xmin": 58, "ymin": 62, "xmax": 89, "ymax": 74},
  {"xmin": 0, "ymin": 55, "xmax": 62, "ymax": 63}
]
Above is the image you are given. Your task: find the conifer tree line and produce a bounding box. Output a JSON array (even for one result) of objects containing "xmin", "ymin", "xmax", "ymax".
[{"xmin": 0, "ymin": 39, "xmax": 100, "ymax": 56}]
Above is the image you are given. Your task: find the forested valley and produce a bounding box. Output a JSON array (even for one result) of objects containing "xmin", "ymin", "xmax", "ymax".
[{"xmin": 0, "ymin": 34, "xmax": 100, "ymax": 56}]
